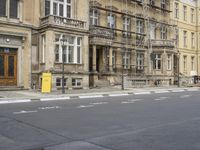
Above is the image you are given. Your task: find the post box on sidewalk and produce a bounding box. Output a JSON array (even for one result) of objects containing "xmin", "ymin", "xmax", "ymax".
[{"xmin": 41, "ymin": 73, "xmax": 52, "ymax": 93}]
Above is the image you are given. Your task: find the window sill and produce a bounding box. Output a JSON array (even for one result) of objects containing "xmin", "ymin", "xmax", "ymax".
[{"xmin": 54, "ymin": 62, "xmax": 83, "ymax": 65}]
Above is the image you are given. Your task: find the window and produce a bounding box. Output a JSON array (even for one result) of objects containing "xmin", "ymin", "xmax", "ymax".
[
  {"xmin": 191, "ymin": 8, "xmax": 195, "ymax": 23},
  {"xmin": 136, "ymin": 20, "xmax": 144, "ymax": 34},
  {"xmin": 149, "ymin": 0, "xmax": 155, "ymax": 6},
  {"xmin": 56, "ymin": 78, "xmax": 67, "ymax": 87},
  {"xmin": 45, "ymin": 0, "xmax": 50, "ymax": 16},
  {"xmin": 160, "ymin": 25, "xmax": 167, "ymax": 39},
  {"xmin": 107, "ymin": 13, "xmax": 115, "ymax": 28},
  {"xmin": 175, "ymin": 29, "xmax": 179, "ymax": 46},
  {"xmin": 174, "ymin": 2, "xmax": 179, "ymax": 19},
  {"xmin": 123, "ymin": 16, "xmax": 131, "ymax": 31},
  {"xmin": 72, "ymin": 78, "xmax": 82, "ymax": 87},
  {"xmin": 161, "ymin": 0, "xmax": 166, "ymax": 9},
  {"xmin": 183, "ymin": 6, "xmax": 187, "ymax": 21},
  {"xmin": 41, "ymin": 35, "xmax": 46, "ymax": 63},
  {"xmin": 183, "ymin": 31, "xmax": 187, "ymax": 47},
  {"xmin": 167, "ymin": 54, "xmax": 172, "ymax": 70},
  {"xmin": 45, "ymin": 0, "xmax": 71, "ymax": 18},
  {"xmin": 90, "ymin": 9, "xmax": 99, "ymax": 25},
  {"xmin": 123, "ymin": 52, "xmax": 130, "ymax": 69},
  {"xmin": 136, "ymin": 53, "xmax": 144, "ymax": 70},
  {"xmin": 55, "ymin": 34, "xmax": 82, "ymax": 64},
  {"xmin": 153, "ymin": 54, "xmax": 161, "ymax": 70},
  {"xmin": 191, "ymin": 56, "xmax": 195, "ymax": 71},
  {"xmin": 112, "ymin": 51, "xmax": 116, "ymax": 68},
  {"xmin": 150, "ymin": 22, "xmax": 156, "ymax": 39},
  {"xmin": 183, "ymin": 56, "xmax": 187, "ymax": 71},
  {"xmin": 191, "ymin": 32, "xmax": 195, "ymax": 48},
  {"xmin": 0, "ymin": 0, "xmax": 6, "ymax": 17},
  {"xmin": 0, "ymin": 0, "xmax": 19, "ymax": 18}
]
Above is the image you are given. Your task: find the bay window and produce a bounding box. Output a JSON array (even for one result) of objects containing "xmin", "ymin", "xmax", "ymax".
[{"xmin": 55, "ymin": 34, "xmax": 82, "ymax": 64}]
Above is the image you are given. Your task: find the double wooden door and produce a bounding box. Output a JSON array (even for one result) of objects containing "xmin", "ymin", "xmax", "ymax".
[{"xmin": 0, "ymin": 48, "xmax": 17, "ymax": 86}]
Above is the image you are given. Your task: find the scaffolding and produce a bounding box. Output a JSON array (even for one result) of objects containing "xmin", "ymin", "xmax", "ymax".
[{"xmin": 89, "ymin": 0, "xmax": 175, "ymax": 87}]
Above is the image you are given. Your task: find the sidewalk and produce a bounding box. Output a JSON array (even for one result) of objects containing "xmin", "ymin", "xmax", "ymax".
[{"xmin": 0, "ymin": 86, "xmax": 199, "ymax": 102}]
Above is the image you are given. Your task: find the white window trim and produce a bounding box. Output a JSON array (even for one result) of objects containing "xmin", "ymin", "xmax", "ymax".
[
  {"xmin": 167, "ymin": 54, "xmax": 172, "ymax": 70},
  {"xmin": 55, "ymin": 34, "xmax": 82, "ymax": 64},
  {"xmin": 90, "ymin": 9, "xmax": 99, "ymax": 25},
  {"xmin": 46, "ymin": 0, "xmax": 72, "ymax": 18}
]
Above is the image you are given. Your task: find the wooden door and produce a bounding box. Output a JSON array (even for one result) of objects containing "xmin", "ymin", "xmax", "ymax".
[{"xmin": 0, "ymin": 49, "xmax": 17, "ymax": 86}]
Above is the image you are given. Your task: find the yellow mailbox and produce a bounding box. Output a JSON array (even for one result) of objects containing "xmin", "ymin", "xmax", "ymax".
[{"xmin": 41, "ymin": 73, "xmax": 52, "ymax": 93}]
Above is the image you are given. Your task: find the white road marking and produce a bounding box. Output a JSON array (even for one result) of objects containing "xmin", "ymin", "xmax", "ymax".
[
  {"xmin": 171, "ymin": 89, "xmax": 185, "ymax": 93},
  {"xmin": 109, "ymin": 93, "xmax": 129, "ymax": 97},
  {"xmin": 38, "ymin": 106, "xmax": 61, "ymax": 110},
  {"xmin": 180, "ymin": 95, "xmax": 191, "ymax": 98},
  {"xmin": 79, "ymin": 95, "xmax": 103, "ymax": 99},
  {"xmin": 90, "ymin": 102, "xmax": 108, "ymax": 105},
  {"xmin": 154, "ymin": 90, "xmax": 169, "ymax": 94},
  {"xmin": 76, "ymin": 105, "xmax": 94, "ymax": 108},
  {"xmin": 40, "ymin": 97, "xmax": 70, "ymax": 101},
  {"xmin": 154, "ymin": 97, "xmax": 168, "ymax": 101},
  {"xmin": 187, "ymin": 88, "xmax": 199, "ymax": 92},
  {"xmin": 121, "ymin": 101, "xmax": 135, "ymax": 104},
  {"xmin": 13, "ymin": 110, "xmax": 38, "ymax": 115},
  {"xmin": 121, "ymin": 99, "xmax": 143, "ymax": 104},
  {"xmin": 0, "ymin": 99, "xmax": 31, "ymax": 104},
  {"xmin": 134, "ymin": 92, "xmax": 151, "ymax": 95}
]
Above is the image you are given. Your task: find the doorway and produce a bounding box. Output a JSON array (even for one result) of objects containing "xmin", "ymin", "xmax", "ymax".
[{"xmin": 0, "ymin": 48, "xmax": 17, "ymax": 86}]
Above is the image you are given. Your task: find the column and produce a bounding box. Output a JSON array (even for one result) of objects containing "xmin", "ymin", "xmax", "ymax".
[
  {"xmin": 109, "ymin": 47, "xmax": 113, "ymax": 72},
  {"xmin": 92, "ymin": 45, "xmax": 97, "ymax": 72}
]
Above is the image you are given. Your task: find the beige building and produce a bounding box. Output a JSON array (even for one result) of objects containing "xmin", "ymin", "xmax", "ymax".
[
  {"xmin": 1, "ymin": 0, "xmax": 199, "ymax": 90},
  {"xmin": 171, "ymin": 0, "xmax": 200, "ymax": 85},
  {"xmin": 0, "ymin": 0, "xmax": 33, "ymax": 89},
  {"xmin": 31, "ymin": 0, "xmax": 90, "ymax": 90},
  {"xmin": 89, "ymin": 0, "xmax": 177, "ymax": 87}
]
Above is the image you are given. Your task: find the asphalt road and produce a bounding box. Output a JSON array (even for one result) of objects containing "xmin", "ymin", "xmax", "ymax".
[{"xmin": 0, "ymin": 91, "xmax": 200, "ymax": 150}]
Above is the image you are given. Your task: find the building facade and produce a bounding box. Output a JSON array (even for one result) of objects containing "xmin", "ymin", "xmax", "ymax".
[
  {"xmin": 171, "ymin": 0, "xmax": 200, "ymax": 85},
  {"xmin": 0, "ymin": 0, "xmax": 33, "ymax": 88},
  {"xmin": 89, "ymin": 0, "xmax": 177, "ymax": 87},
  {"xmin": 31, "ymin": 0, "xmax": 90, "ymax": 90},
  {"xmin": 1, "ymin": 0, "xmax": 200, "ymax": 90}
]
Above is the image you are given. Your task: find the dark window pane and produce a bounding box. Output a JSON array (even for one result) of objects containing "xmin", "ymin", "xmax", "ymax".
[
  {"xmin": 59, "ymin": 4, "xmax": 63, "ymax": 16},
  {"xmin": 0, "ymin": 0, "xmax": 6, "ymax": 17},
  {"xmin": 53, "ymin": 3, "xmax": 57, "ymax": 15},
  {"xmin": 8, "ymin": 56, "xmax": 14, "ymax": 77},
  {"xmin": 45, "ymin": 0, "xmax": 50, "ymax": 16},
  {"xmin": 67, "ymin": 5, "xmax": 71, "ymax": 18},
  {"xmin": 0, "ymin": 55, "xmax": 4, "ymax": 76},
  {"xmin": 10, "ymin": 0, "xmax": 18, "ymax": 18}
]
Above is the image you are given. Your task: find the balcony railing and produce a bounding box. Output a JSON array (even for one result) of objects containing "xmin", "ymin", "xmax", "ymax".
[
  {"xmin": 40, "ymin": 15, "xmax": 87, "ymax": 30},
  {"xmin": 90, "ymin": 27, "xmax": 114, "ymax": 39},
  {"xmin": 151, "ymin": 39, "xmax": 175, "ymax": 48}
]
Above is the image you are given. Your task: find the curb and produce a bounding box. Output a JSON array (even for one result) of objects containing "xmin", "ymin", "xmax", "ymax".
[{"xmin": 0, "ymin": 88, "xmax": 199, "ymax": 105}]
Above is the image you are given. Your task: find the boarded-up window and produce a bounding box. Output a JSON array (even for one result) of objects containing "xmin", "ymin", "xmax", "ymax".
[
  {"xmin": 10, "ymin": 0, "xmax": 18, "ymax": 18},
  {"xmin": 0, "ymin": 0, "xmax": 6, "ymax": 17}
]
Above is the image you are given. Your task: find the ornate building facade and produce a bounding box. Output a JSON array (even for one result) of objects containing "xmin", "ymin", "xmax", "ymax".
[{"xmin": 1, "ymin": 0, "xmax": 200, "ymax": 90}]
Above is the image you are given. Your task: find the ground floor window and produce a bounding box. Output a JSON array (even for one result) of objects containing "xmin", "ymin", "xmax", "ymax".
[
  {"xmin": 72, "ymin": 78, "xmax": 82, "ymax": 87},
  {"xmin": 56, "ymin": 78, "xmax": 67, "ymax": 87}
]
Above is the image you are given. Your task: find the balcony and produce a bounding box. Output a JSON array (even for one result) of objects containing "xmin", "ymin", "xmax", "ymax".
[
  {"xmin": 40, "ymin": 15, "xmax": 87, "ymax": 30},
  {"xmin": 90, "ymin": 27, "xmax": 114, "ymax": 39},
  {"xmin": 151, "ymin": 40, "xmax": 175, "ymax": 48}
]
